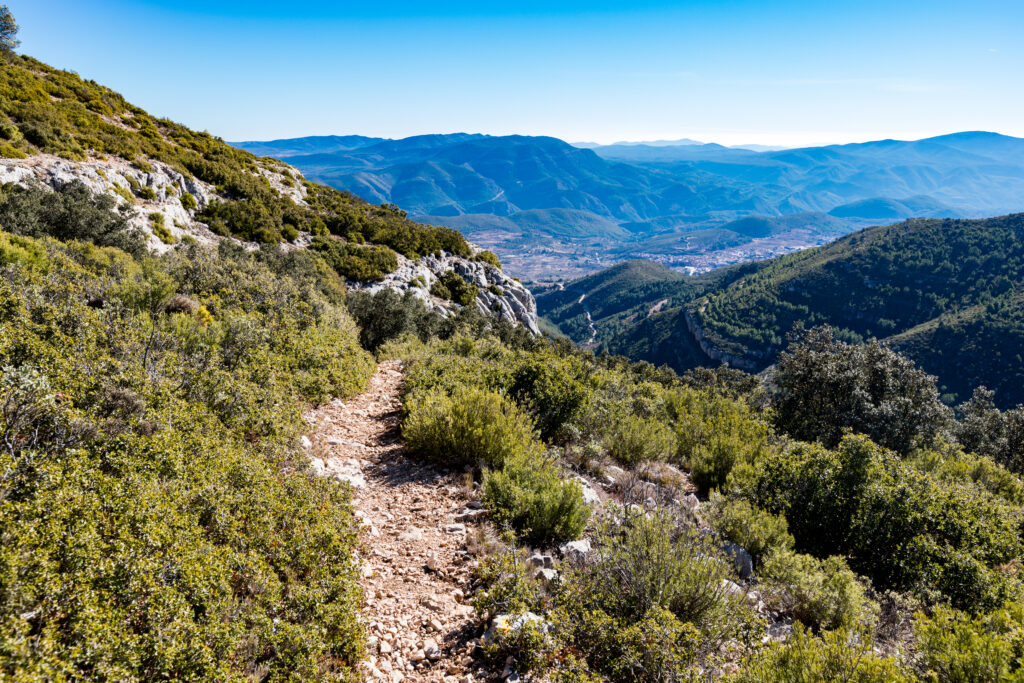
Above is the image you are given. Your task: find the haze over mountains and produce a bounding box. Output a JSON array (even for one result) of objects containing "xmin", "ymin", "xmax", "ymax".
[{"xmin": 234, "ymin": 131, "xmax": 1024, "ymax": 280}]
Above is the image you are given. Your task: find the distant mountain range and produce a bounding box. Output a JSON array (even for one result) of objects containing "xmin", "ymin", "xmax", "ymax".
[
  {"xmin": 233, "ymin": 131, "xmax": 1024, "ymax": 280},
  {"xmin": 535, "ymin": 213, "xmax": 1024, "ymax": 408}
]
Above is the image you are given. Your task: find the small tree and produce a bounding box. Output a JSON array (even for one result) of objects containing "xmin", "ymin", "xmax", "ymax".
[
  {"xmin": 771, "ymin": 325, "xmax": 951, "ymax": 453},
  {"xmin": 0, "ymin": 6, "xmax": 18, "ymax": 53}
]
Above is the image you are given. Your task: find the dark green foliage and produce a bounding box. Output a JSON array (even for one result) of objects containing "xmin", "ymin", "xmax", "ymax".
[
  {"xmin": 509, "ymin": 350, "xmax": 592, "ymax": 440},
  {"xmin": 346, "ymin": 289, "xmax": 441, "ymax": 352},
  {"xmin": 308, "ymin": 235, "xmax": 397, "ymax": 282},
  {"xmin": 0, "ymin": 230, "xmax": 374, "ymax": 679},
  {"xmin": 955, "ymin": 387, "xmax": 1024, "ymax": 475},
  {"xmin": 431, "ymin": 270, "xmax": 478, "ymax": 305},
  {"xmin": 772, "ymin": 326, "xmax": 951, "ymax": 453},
  {"xmin": 753, "ymin": 435, "xmax": 1022, "ymax": 609},
  {"xmin": 0, "ymin": 181, "xmax": 143, "ymax": 254}
]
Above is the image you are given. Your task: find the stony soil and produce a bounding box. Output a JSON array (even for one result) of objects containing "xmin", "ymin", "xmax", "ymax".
[{"xmin": 307, "ymin": 361, "xmax": 487, "ymax": 682}]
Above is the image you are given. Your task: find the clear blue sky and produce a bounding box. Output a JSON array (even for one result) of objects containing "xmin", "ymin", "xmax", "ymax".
[{"xmin": 13, "ymin": 0, "xmax": 1024, "ymax": 146}]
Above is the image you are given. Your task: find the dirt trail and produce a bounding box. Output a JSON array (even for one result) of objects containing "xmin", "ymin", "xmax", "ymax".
[{"xmin": 307, "ymin": 361, "xmax": 484, "ymax": 682}]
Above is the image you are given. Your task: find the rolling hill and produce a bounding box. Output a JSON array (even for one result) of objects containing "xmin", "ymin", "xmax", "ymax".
[
  {"xmin": 538, "ymin": 214, "xmax": 1024, "ymax": 407},
  {"xmin": 234, "ymin": 131, "xmax": 1024, "ymax": 279}
]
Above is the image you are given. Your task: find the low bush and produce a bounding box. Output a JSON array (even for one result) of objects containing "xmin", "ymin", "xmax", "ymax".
[
  {"xmin": 474, "ymin": 249, "xmax": 502, "ymax": 268},
  {"xmin": 431, "ymin": 269, "xmax": 479, "ymax": 305},
  {"xmin": 705, "ymin": 495, "xmax": 793, "ymax": 566},
  {"xmin": 483, "ymin": 450, "xmax": 590, "ymax": 546},
  {"xmin": 667, "ymin": 387, "xmax": 771, "ymax": 493},
  {"xmin": 753, "ymin": 434, "xmax": 1022, "ymax": 609},
  {"xmin": 510, "ymin": 350, "xmax": 592, "ymax": 440},
  {"xmin": 346, "ymin": 288, "xmax": 441, "ymax": 352},
  {"xmin": 760, "ymin": 550, "xmax": 878, "ymax": 631},
  {"xmin": 179, "ymin": 190, "xmax": 197, "ymax": 210},
  {"xmin": 308, "ymin": 235, "xmax": 398, "ymax": 282},
  {"xmin": 403, "ymin": 385, "xmax": 542, "ymax": 469},
  {"xmin": 736, "ymin": 625, "xmax": 913, "ymax": 682},
  {"xmin": 0, "ymin": 230, "xmax": 374, "ymax": 680},
  {"xmin": 604, "ymin": 413, "xmax": 676, "ymax": 465},
  {"xmin": 0, "ymin": 180, "xmax": 144, "ymax": 255},
  {"xmin": 149, "ymin": 211, "xmax": 175, "ymax": 244},
  {"xmin": 914, "ymin": 603, "xmax": 1024, "ymax": 681}
]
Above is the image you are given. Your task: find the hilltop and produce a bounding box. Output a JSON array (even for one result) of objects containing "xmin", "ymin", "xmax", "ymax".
[{"xmin": 0, "ymin": 54, "xmax": 540, "ymax": 332}]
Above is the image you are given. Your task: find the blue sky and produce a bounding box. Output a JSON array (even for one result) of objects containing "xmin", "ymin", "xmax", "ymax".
[{"xmin": 13, "ymin": 1, "xmax": 1024, "ymax": 146}]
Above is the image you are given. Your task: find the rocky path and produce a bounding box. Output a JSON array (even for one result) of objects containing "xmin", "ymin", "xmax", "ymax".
[{"xmin": 306, "ymin": 361, "xmax": 485, "ymax": 682}]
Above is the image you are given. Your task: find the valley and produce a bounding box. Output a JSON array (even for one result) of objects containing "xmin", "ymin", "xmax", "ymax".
[{"xmin": 234, "ymin": 131, "xmax": 1024, "ymax": 280}]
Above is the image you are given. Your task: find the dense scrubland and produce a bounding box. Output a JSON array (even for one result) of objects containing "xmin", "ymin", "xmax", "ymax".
[{"xmin": 3, "ymin": 42, "xmax": 1024, "ymax": 683}]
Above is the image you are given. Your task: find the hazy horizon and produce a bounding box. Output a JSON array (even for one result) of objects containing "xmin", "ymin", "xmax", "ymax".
[{"xmin": 14, "ymin": 0, "xmax": 1024, "ymax": 147}]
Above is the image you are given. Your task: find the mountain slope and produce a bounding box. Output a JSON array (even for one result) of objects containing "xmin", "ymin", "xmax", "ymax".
[
  {"xmin": 541, "ymin": 214, "xmax": 1024, "ymax": 407},
  {"xmin": 235, "ymin": 131, "xmax": 1024, "ymax": 279}
]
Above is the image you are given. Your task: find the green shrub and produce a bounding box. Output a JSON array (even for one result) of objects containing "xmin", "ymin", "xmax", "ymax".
[
  {"xmin": 575, "ymin": 508, "xmax": 751, "ymax": 638},
  {"xmin": 772, "ymin": 325, "xmax": 951, "ymax": 453},
  {"xmin": 605, "ymin": 413, "xmax": 676, "ymax": 465},
  {"xmin": 955, "ymin": 386, "xmax": 1024, "ymax": 475},
  {"xmin": 705, "ymin": 495, "xmax": 794, "ymax": 565},
  {"xmin": 149, "ymin": 211, "xmax": 176, "ymax": 244},
  {"xmin": 667, "ymin": 387, "xmax": 771, "ymax": 493},
  {"xmin": 136, "ymin": 185, "xmax": 157, "ymax": 200},
  {"xmin": 308, "ymin": 235, "xmax": 398, "ymax": 282},
  {"xmin": 914, "ymin": 603, "xmax": 1024, "ymax": 682},
  {"xmin": 551, "ymin": 605, "xmax": 701, "ymax": 683},
  {"xmin": 753, "ymin": 434, "xmax": 1022, "ymax": 609},
  {"xmin": 472, "ymin": 549, "xmax": 546, "ymax": 618},
  {"xmin": 736, "ymin": 625, "xmax": 913, "ymax": 682},
  {"xmin": 911, "ymin": 442, "xmax": 1024, "ymax": 505},
  {"xmin": 761, "ymin": 550, "xmax": 878, "ymax": 631},
  {"xmin": 111, "ymin": 183, "xmax": 134, "ymax": 204},
  {"xmin": 0, "ymin": 181, "xmax": 144, "ymax": 255},
  {"xmin": 488, "ymin": 283, "xmax": 504, "ymax": 296},
  {"xmin": 0, "ymin": 231, "xmax": 374, "ymax": 680},
  {"xmin": 403, "ymin": 385, "xmax": 541, "ymax": 469},
  {"xmin": 483, "ymin": 450, "xmax": 590, "ymax": 546},
  {"xmin": 179, "ymin": 191, "xmax": 197, "ymax": 211},
  {"xmin": 430, "ymin": 270, "xmax": 479, "ymax": 305},
  {"xmin": 475, "ymin": 249, "xmax": 502, "ymax": 268},
  {"xmin": 510, "ymin": 350, "xmax": 592, "ymax": 440},
  {"xmin": 346, "ymin": 288, "xmax": 441, "ymax": 352}
]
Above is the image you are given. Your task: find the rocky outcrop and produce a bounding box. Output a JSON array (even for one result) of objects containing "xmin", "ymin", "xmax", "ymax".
[
  {"xmin": 681, "ymin": 307, "xmax": 760, "ymax": 371},
  {"xmin": 0, "ymin": 154, "xmax": 224, "ymax": 252},
  {"xmin": 348, "ymin": 250, "xmax": 541, "ymax": 335},
  {"xmin": 0, "ymin": 153, "xmax": 540, "ymax": 335}
]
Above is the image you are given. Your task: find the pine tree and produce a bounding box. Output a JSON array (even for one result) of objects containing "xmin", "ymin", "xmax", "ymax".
[{"xmin": 0, "ymin": 6, "xmax": 19, "ymax": 53}]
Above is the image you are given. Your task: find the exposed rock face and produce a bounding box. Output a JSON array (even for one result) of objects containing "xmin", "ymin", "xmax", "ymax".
[
  {"xmin": 0, "ymin": 153, "xmax": 540, "ymax": 335},
  {"xmin": 348, "ymin": 250, "xmax": 541, "ymax": 335},
  {"xmin": 0, "ymin": 154, "xmax": 224, "ymax": 252}
]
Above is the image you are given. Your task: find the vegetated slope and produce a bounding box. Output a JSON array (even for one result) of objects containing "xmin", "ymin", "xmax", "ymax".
[
  {"xmin": 535, "ymin": 259, "xmax": 756, "ymax": 358},
  {"xmin": 543, "ymin": 214, "xmax": 1024, "ymax": 406},
  {"xmin": 0, "ymin": 54, "xmax": 543, "ymax": 332}
]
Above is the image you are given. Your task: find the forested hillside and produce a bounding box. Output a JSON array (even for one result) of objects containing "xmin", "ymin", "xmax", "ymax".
[{"xmin": 541, "ymin": 214, "xmax": 1024, "ymax": 407}]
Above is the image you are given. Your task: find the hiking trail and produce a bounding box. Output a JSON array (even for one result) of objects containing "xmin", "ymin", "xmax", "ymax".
[{"xmin": 306, "ymin": 360, "xmax": 486, "ymax": 682}]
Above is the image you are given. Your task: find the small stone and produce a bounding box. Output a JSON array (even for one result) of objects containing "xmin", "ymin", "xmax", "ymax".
[{"xmin": 398, "ymin": 528, "xmax": 424, "ymax": 542}]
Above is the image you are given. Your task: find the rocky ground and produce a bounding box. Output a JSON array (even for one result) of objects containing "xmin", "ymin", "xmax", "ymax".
[{"xmin": 307, "ymin": 361, "xmax": 488, "ymax": 682}]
